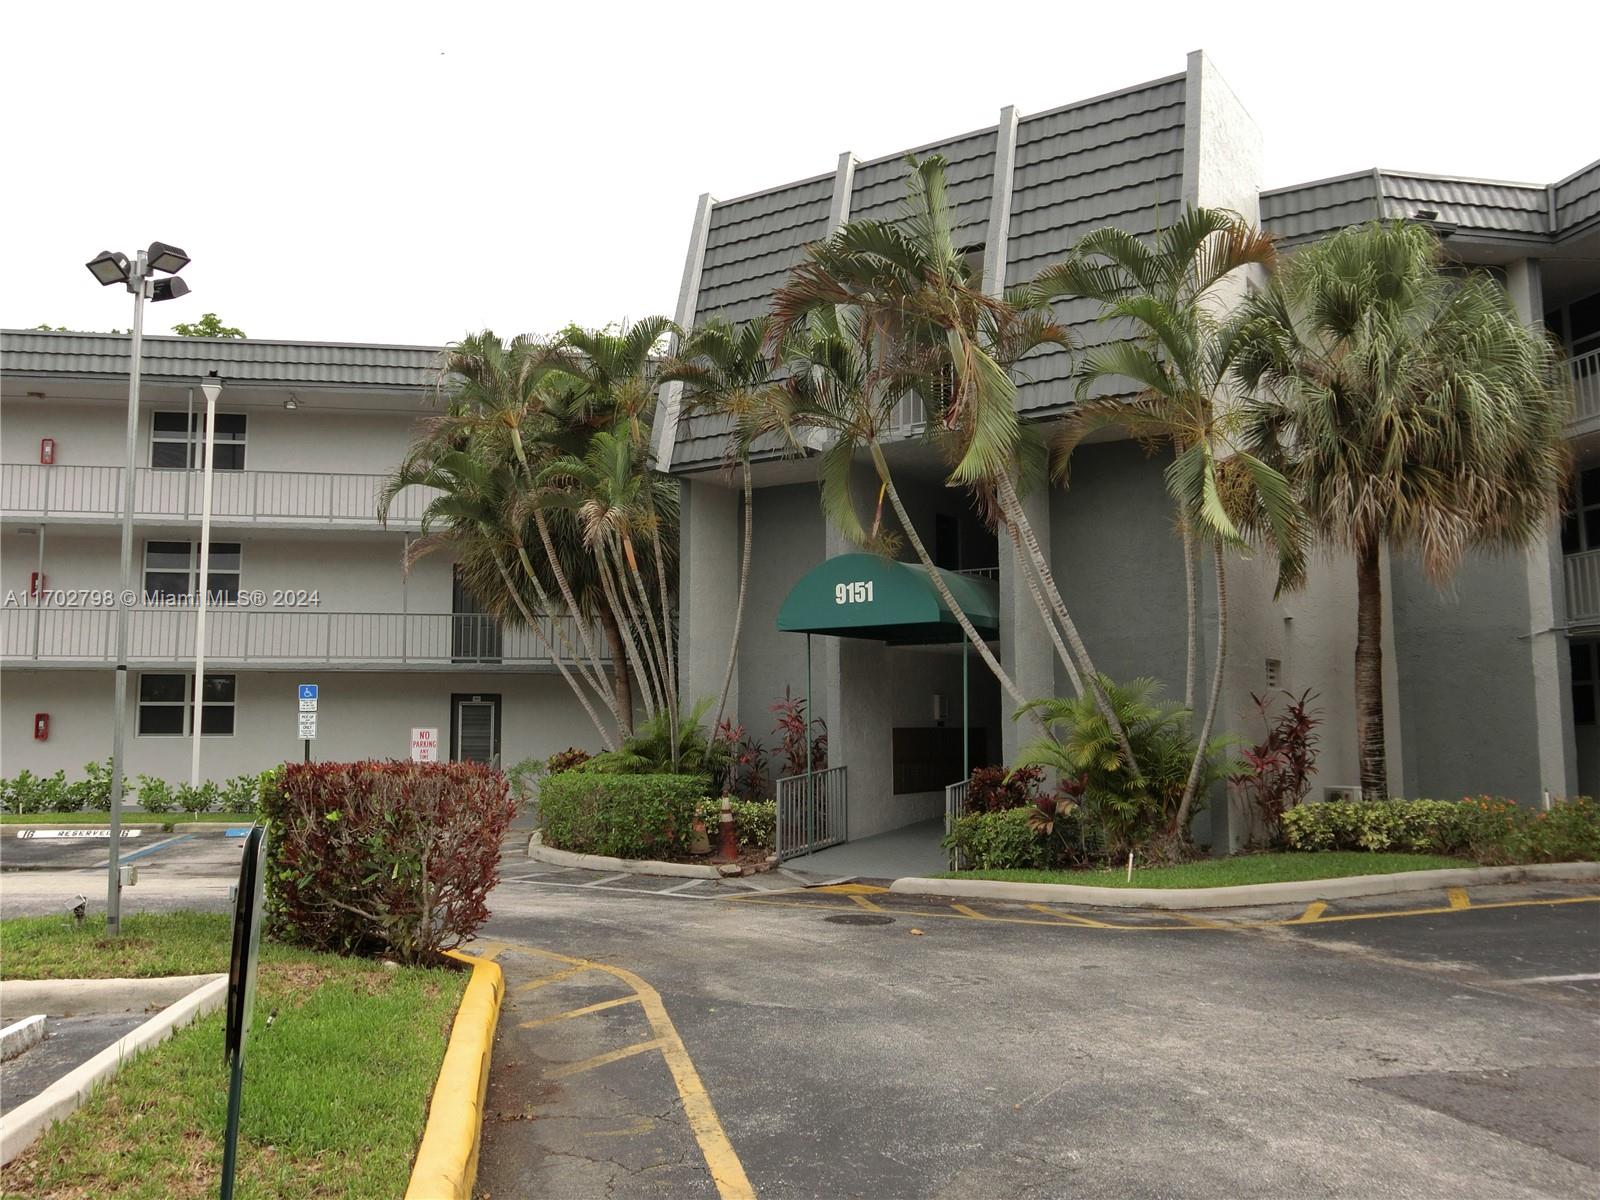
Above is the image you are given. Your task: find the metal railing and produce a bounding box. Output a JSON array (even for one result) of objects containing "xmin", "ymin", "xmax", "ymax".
[
  {"xmin": 1566, "ymin": 549, "xmax": 1600, "ymax": 626},
  {"xmin": 0, "ymin": 606, "xmax": 606, "ymax": 667},
  {"xmin": 1573, "ymin": 347, "xmax": 1600, "ymax": 427},
  {"xmin": 944, "ymin": 778, "xmax": 970, "ymax": 870},
  {"xmin": 0, "ymin": 464, "xmax": 441, "ymax": 527},
  {"xmin": 775, "ymin": 765, "xmax": 848, "ymax": 861}
]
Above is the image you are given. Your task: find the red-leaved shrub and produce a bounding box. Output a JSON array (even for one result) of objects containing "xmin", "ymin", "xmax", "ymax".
[{"xmin": 262, "ymin": 760, "xmax": 515, "ymax": 963}]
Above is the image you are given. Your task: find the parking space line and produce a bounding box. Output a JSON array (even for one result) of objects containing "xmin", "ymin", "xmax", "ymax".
[
  {"xmin": 548, "ymin": 1037, "xmax": 666, "ymax": 1079},
  {"xmin": 657, "ymin": 879, "xmax": 711, "ymax": 894},
  {"xmin": 850, "ymin": 894, "xmax": 887, "ymax": 912},
  {"xmin": 1505, "ymin": 972, "xmax": 1600, "ymax": 985},
  {"xmin": 90, "ymin": 833, "xmax": 192, "ymax": 869},
  {"xmin": 1293, "ymin": 901, "xmax": 1328, "ymax": 923},
  {"xmin": 518, "ymin": 994, "xmax": 642, "ymax": 1030},
  {"xmin": 582, "ymin": 873, "xmax": 631, "ymax": 888},
  {"xmin": 1447, "ymin": 888, "xmax": 1471, "ymax": 909},
  {"xmin": 512, "ymin": 963, "xmax": 600, "ymax": 993},
  {"xmin": 1024, "ymin": 904, "xmax": 1114, "ymax": 928},
  {"xmin": 492, "ymin": 942, "xmax": 756, "ymax": 1200},
  {"xmin": 949, "ymin": 902, "xmax": 993, "ymax": 920}
]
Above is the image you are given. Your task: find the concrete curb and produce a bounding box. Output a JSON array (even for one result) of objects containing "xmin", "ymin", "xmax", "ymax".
[
  {"xmin": 888, "ymin": 862, "xmax": 1600, "ymax": 909},
  {"xmin": 0, "ymin": 974, "xmax": 226, "ymax": 1166},
  {"xmin": 405, "ymin": 950, "xmax": 505, "ymax": 1200},
  {"xmin": 526, "ymin": 832, "xmax": 722, "ymax": 879},
  {"xmin": 0, "ymin": 974, "xmax": 225, "ymax": 1017},
  {"xmin": 1, "ymin": 1015, "xmax": 46, "ymax": 1061}
]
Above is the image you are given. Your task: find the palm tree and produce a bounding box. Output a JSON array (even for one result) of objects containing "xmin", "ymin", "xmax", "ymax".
[
  {"xmin": 1034, "ymin": 208, "xmax": 1302, "ymax": 832},
  {"xmin": 768, "ymin": 155, "xmax": 1130, "ymax": 747},
  {"xmin": 1231, "ymin": 220, "xmax": 1571, "ymax": 798},
  {"xmin": 666, "ymin": 316, "xmax": 782, "ymax": 730}
]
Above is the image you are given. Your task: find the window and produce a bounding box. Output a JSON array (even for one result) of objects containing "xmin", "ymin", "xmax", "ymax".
[
  {"xmin": 1572, "ymin": 644, "xmax": 1597, "ymax": 727},
  {"xmin": 137, "ymin": 673, "xmax": 236, "ymax": 736},
  {"xmin": 1560, "ymin": 468, "xmax": 1600, "ymax": 555},
  {"xmin": 150, "ymin": 411, "xmax": 247, "ymax": 470},
  {"xmin": 142, "ymin": 541, "xmax": 241, "ymax": 602}
]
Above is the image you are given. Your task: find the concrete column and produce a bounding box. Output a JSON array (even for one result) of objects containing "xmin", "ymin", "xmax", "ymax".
[
  {"xmin": 828, "ymin": 151, "xmax": 857, "ymax": 231},
  {"xmin": 1181, "ymin": 50, "xmax": 1263, "ymax": 223},
  {"xmin": 1508, "ymin": 257, "xmax": 1579, "ymax": 797},
  {"xmin": 678, "ymin": 477, "xmax": 741, "ymax": 717},
  {"xmin": 652, "ymin": 192, "xmax": 715, "ymax": 471},
  {"xmin": 982, "ymin": 106, "xmax": 1020, "ymax": 299},
  {"xmin": 1000, "ymin": 486, "xmax": 1055, "ymax": 764}
]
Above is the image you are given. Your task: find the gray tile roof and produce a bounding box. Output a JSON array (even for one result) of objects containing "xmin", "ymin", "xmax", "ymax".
[
  {"xmin": 1261, "ymin": 159, "xmax": 1600, "ymax": 245},
  {"xmin": 672, "ymin": 71, "xmax": 1188, "ymax": 467},
  {"xmin": 1, "ymin": 330, "xmax": 444, "ymax": 391}
]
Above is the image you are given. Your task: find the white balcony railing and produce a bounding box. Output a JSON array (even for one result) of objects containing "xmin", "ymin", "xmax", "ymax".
[
  {"xmin": 0, "ymin": 464, "xmax": 441, "ymax": 527},
  {"xmin": 1, "ymin": 607, "xmax": 607, "ymax": 668},
  {"xmin": 1566, "ymin": 549, "xmax": 1600, "ymax": 627},
  {"xmin": 1571, "ymin": 347, "xmax": 1600, "ymax": 427}
]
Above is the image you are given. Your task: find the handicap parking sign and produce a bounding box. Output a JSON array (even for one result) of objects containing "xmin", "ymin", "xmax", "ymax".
[{"xmin": 298, "ymin": 684, "xmax": 318, "ymax": 701}]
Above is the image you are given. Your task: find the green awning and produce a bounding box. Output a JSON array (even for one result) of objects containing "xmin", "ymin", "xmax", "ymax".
[{"xmin": 776, "ymin": 553, "xmax": 999, "ymax": 644}]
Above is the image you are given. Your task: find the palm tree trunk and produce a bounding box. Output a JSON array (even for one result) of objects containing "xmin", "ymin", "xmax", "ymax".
[
  {"xmin": 513, "ymin": 542, "xmax": 619, "ymax": 728},
  {"xmin": 1181, "ymin": 514, "xmax": 1199, "ymax": 713},
  {"xmin": 598, "ymin": 549, "xmax": 659, "ymax": 718},
  {"xmin": 493, "ymin": 555, "xmax": 617, "ymax": 750},
  {"xmin": 1173, "ymin": 536, "xmax": 1226, "ymax": 836},
  {"xmin": 531, "ymin": 508, "xmax": 614, "ymax": 694},
  {"xmin": 994, "ymin": 473, "xmax": 1137, "ymax": 773},
  {"xmin": 597, "ymin": 603, "xmax": 634, "ymax": 733},
  {"xmin": 713, "ymin": 462, "xmax": 754, "ymax": 730},
  {"xmin": 617, "ymin": 538, "xmax": 673, "ymax": 729},
  {"xmin": 869, "ymin": 443, "xmax": 1039, "ymax": 725},
  {"xmin": 1355, "ymin": 537, "xmax": 1388, "ymax": 800},
  {"xmin": 641, "ymin": 525, "xmax": 681, "ymax": 772},
  {"xmin": 1002, "ymin": 512, "xmax": 1083, "ymax": 698}
]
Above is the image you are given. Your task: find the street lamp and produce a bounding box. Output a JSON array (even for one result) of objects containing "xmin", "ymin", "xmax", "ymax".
[{"xmin": 84, "ymin": 240, "xmax": 192, "ymax": 936}]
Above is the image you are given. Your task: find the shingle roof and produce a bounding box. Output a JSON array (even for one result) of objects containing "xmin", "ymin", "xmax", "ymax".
[{"xmin": 1, "ymin": 330, "xmax": 444, "ymax": 391}]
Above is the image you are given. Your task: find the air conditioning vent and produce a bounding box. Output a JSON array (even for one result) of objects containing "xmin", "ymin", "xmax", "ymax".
[{"xmin": 1322, "ymin": 785, "xmax": 1361, "ymax": 803}]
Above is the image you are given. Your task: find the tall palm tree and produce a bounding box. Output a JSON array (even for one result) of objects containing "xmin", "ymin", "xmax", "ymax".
[
  {"xmin": 1231, "ymin": 220, "xmax": 1571, "ymax": 798},
  {"xmin": 769, "ymin": 155, "xmax": 1132, "ymax": 750},
  {"xmin": 1035, "ymin": 209, "xmax": 1302, "ymax": 832},
  {"xmin": 666, "ymin": 316, "xmax": 782, "ymax": 730}
]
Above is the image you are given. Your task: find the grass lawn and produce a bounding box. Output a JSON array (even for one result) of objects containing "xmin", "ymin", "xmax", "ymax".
[
  {"xmin": 0, "ymin": 913, "xmax": 466, "ymax": 1200},
  {"xmin": 2, "ymin": 811, "xmax": 256, "ymax": 827},
  {"xmin": 939, "ymin": 851, "xmax": 1469, "ymax": 889},
  {"xmin": 2, "ymin": 911, "xmax": 239, "ymax": 979}
]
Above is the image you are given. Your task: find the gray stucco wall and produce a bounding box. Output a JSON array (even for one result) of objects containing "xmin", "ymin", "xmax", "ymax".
[
  {"xmin": 1390, "ymin": 551, "xmax": 1542, "ymax": 800},
  {"xmin": 1048, "ymin": 441, "xmax": 1191, "ymax": 698},
  {"xmin": 734, "ymin": 483, "xmax": 826, "ymax": 739}
]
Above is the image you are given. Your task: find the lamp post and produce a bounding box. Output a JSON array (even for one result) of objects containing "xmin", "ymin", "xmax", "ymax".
[
  {"xmin": 85, "ymin": 241, "xmax": 192, "ymax": 935},
  {"xmin": 192, "ymin": 375, "xmax": 222, "ymax": 787}
]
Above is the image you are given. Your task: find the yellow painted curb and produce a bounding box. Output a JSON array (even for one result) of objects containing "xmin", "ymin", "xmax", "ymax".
[{"xmin": 405, "ymin": 949, "xmax": 505, "ymax": 1200}]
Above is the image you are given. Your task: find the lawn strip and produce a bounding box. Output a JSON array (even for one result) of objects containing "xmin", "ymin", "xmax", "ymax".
[{"xmin": 938, "ymin": 851, "xmax": 1469, "ymax": 889}]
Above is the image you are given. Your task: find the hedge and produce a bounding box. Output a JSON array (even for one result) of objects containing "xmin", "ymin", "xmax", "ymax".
[
  {"xmin": 262, "ymin": 760, "xmax": 515, "ymax": 963},
  {"xmin": 1282, "ymin": 796, "xmax": 1599, "ymax": 865},
  {"xmin": 943, "ymin": 808, "xmax": 1048, "ymax": 870},
  {"xmin": 539, "ymin": 773, "xmax": 706, "ymax": 860},
  {"xmin": 695, "ymin": 797, "xmax": 777, "ymax": 852}
]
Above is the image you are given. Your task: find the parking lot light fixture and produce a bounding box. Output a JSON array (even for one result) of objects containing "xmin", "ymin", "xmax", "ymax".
[
  {"xmin": 146, "ymin": 240, "xmax": 191, "ymax": 275},
  {"xmin": 85, "ymin": 250, "xmax": 131, "ymax": 287}
]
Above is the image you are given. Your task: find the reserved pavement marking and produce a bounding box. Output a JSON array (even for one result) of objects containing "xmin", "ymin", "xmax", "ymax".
[
  {"xmin": 90, "ymin": 833, "xmax": 192, "ymax": 869},
  {"xmin": 517, "ymin": 994, "xmax": 642, "ymax": 1030},
  {"xmin": 1447, "ymin": 887, "xmax": 1471, "ymax": 909},
  {"xmin": 548, "ymin": 1037, "xmax": 666, "ymax": 1079},
  {"xmin": 497, "ymin": 942, "xmax": 757, "ymax": 1200},
  {"xmin": 512, "ymin": 963, "xmax": 600, "ymax": 993}
]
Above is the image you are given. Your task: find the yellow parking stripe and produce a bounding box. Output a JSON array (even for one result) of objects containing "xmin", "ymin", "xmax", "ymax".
[
  {"xmin": 949, "ymin": 902, "xmax": 994, "ymax": 920},
  {"xmin": 548, "ymin": 1038, "xmax": 665, "ymax": 1079},
  {"xmin": 517, "ymin": 994, "xmax": 641, "ymax": 1031},
  {"xmin": 850, "ymin": 894, "xmax": 887, "ymax": 912},
  {"xmin": 511, "ymin": 963, "xmax": 598, "ymax": 993},
  {"xmin": 503, "ymin": 943, "xmax": 756, "ymax": 1200},
  {"xmin": 1447, "ymin": 888, "xmax": 1471, "ymax": 909},
  {"xmin": 815, "ymin": 882, "xmax": 890, "ymax": 895},
  {"xmin": 1293, "ymin": 901, "xmax": 1329, "ymax": 923}
]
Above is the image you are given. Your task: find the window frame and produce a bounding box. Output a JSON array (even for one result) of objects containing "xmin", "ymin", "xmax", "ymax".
[
  {"xmin": 141, "ymin": 540, "xmax": 242, "ymax": 603},
  {"xmin": 148, "ymin": 410, "xmax": 248, "ymax": 471},
  {"xmin": 136, "ymin": 672, "xmax": 237, "ymax": 738}
]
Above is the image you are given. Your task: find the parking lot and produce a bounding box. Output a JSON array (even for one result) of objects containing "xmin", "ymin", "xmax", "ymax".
[{"xmin": 0, "ymin": 825, "xmax": 245, "ymax": 917}]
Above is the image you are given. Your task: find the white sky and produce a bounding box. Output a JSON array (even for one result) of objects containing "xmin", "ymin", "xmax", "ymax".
[{"xmin": 4, "ymin": 0, "xmax": 1594, "ymax": 347}]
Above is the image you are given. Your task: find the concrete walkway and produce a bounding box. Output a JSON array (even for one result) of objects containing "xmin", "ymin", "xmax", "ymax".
[{"xmin": 783, "ymin": 817, "xmax": 947, "ymax": 880}]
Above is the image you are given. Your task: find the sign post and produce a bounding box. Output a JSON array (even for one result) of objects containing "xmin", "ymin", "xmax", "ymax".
[
  {"xmin": 410, "ymin": 728, "xmax": 439, "ymax": 763},
  {"xmin": 220, "ymin": 824, "xmax": 267, "ymax": 1200},
  {"xmin": 297, "ymin": 684, "xmax": 317, "ymax": 762}
]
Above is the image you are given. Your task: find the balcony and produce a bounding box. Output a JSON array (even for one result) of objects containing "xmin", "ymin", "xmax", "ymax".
[
  {"xmin": 0, "ymin": 465, "xmax": 441, "ymax": 530},
  {"xmin": 0, "ymin": 606, "xmax": 607, "ymax": 671},
  {"xmin": 1569, "ymin": 347, "xmax": 1600, "ymax": 436},
  {"xmin": 1566, "ymin": 549, "xmax": 1600, "ymax": 628}
]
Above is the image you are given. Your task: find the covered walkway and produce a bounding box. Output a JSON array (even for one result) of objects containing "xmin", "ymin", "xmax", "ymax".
[{"xmin": 780, "ymin": 817, "xmax": 948, "ymax": 880}]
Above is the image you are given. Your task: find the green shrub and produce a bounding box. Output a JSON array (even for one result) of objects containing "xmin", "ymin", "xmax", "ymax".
[
  {"xmin": 65, "ymin": 759, "xmax": 113, "ymax": 811},
  {"xmin": 695, "ymin": 797, "xmax": 777, "ymax": 852},
  {"xmin": 943, "ymin": 808, "xmax": 1048, "ymax": 870},
  {"xmin": 262, "ymin": 760, "xmax": 516, "ymax": 962},
  {"xmin": 580, "ymin": 701, "xmax": 728, "ymax": 787},
  {"xmin": 540, "ymin": 773, "xmax": 705, "ymax": 859},
  {"xmin": 2, "ymin": 770, "xmax": 44, "ymax": 813},
  {"xmin": 174, "ymin": 781, "xmax": 220, "ymax": 814},
  {"xmin": 135, "ymin": 774, "xmax": 176, "ymax": 814},
  {"xmin": 544, "ymin": 747, "xmax": 590, "ymax": 776},
  {"xmin": 1282, "ymin": 796, "xmax": 1599, "ymax": 864}
]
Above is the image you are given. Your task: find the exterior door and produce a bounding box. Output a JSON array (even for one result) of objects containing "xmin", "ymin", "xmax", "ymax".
[{"xmin": 451, "ymin": 693, "xmax": 501, "ymax": 765}]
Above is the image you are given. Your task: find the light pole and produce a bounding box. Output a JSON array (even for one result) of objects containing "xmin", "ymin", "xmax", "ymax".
[
  {"xmin": 192, "ymin": 374, "xmax": 222, "ymax": 787},
  {"xmin": 85, "ymin": 241, "xmax": 192, "ymax": 935}
]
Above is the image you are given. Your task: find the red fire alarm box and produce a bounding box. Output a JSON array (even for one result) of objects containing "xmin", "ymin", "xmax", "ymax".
[
  {"xmin": 33, "ymin": 713, "xmax": 49, "ymax": 741},
  {"xmin": 39, "ymin": 438, "xmax": 55, "ymax": 465},
  {"xmin": 29, "ymin": 572, "xmax": 45, "ymax": 598}
]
